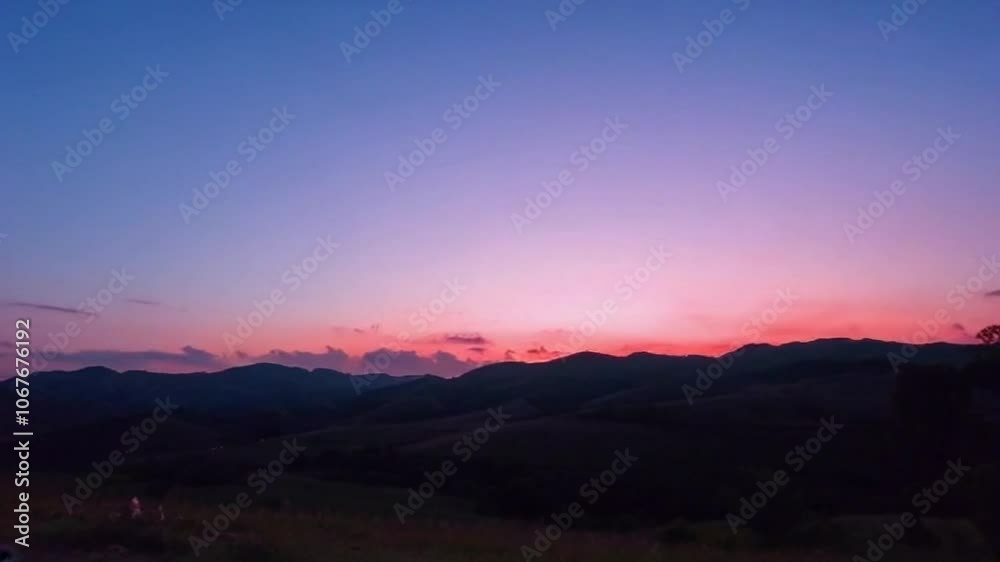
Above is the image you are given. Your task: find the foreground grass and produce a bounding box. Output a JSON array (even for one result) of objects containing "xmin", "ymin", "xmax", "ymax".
[{"xmin": 13, "ymin": 482, "xmax": 995, "ymax": 562}]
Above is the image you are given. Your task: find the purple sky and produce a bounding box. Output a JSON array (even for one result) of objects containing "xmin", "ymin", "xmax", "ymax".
[{"xmin": 2, "ymin": 0, "xmax": 999, "ymax": 375}]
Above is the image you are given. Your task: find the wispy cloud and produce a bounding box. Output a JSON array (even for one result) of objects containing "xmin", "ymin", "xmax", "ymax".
[
  {"xmin": 440, "ymin": 333, "xmax": 492, "ymax": 345},
  {"xmin": 128, "ymin": 298, "xmax": 162, "ymax": 306},
  {"xmin": 524, "ymin": 346, "xmax": 562, "ymax": 359},
  {"xmin": 5, "ymin": 301, "xmax": 82, "ymax": 316},
  {"xmin": 986, "ymin": 290, "xmax": 1000, "ymax": 298}
]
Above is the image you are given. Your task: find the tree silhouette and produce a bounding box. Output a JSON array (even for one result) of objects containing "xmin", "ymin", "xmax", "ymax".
[{"xmin": 976, "ymin": 325, "xmax": 1000, "ymax": 346}]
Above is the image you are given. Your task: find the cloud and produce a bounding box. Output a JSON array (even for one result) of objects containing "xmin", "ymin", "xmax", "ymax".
[
  {"xmin": 345, "ymin": 323, "xmax": 382, "ymax": 335},
  {"xmin": 252, "ymin": 346, "xmax": 353, "ymax": 372},
  {"xmin": 359, "ymin": 348, "xmax": 478, "ymax": 377},
  {"xmin": 504, "ymin": 349, "xmax": 517, "ymax": 361},
  {"xmin": 523, "ymin": 346, "xmax": 563, "ymax": 360},
  {"xmin": 30, "ymin": 343, "xmax": 481, "ymax": 378},
  {"xmin": 178, "ymin": 345, "xmax": 219, "ymax": 364},
  {"xmin": 5, "ymin": 301, "xmax": 82, "ymax": 316},
  {"xmin": 128, "ymin": 298, "xmax": 162, "ymax": 306},
  {"xmin": 237, "ymin": 346, "xmax": 480, "ymax": 377},
  {"xmin": 986, "ymin": 290, "xmax": 1000, "ymax": 298},
  {"xmin": 949, "ymin": 323, "xmax": 983, "ymax": 344},
  {"xmin": 441, "ymin": 333, "xmax": 492, "ymax": 346},
  {"xmin": 467, "ymin": 346, "xmax": 487, "ymax": 354},
  {"xmin": 40, "ymin": 346, "xmax": 224, "ymax": 372}
]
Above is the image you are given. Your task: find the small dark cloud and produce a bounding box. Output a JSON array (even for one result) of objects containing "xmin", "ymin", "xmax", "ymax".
[
  {"xmin": 467, "ymin": 346, "xmax": 487, "ymax": 354},
  {"xmin": 179, "ymin": 345, "xmax": 218, "ymax": 364},
  {"xmin": 949, "ymin": 323, "xmax": 979, "ymax": 343},
  {"xmin": 128, "ymin": 299, "xmax": 162, "ymax": 307},
  {"xmin": 986, "ymin": 290, "xmax": 1000, "ymax": 298},
  {"xmin": 6, "ymin": 301, "xmax": 82, "ymax": 316},
  {"xmin": 504, "ymin": 349, "xmax": 517, "ymax": 361},
  {"xmin": 524, "ymin": 346, "xmax": 563, "ymax": 360},
  {"xmin": 442, "ymin": 333, "xmax": 492, "ymax": 345}
]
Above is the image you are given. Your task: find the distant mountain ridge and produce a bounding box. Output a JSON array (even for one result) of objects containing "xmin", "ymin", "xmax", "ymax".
[
  {"xmin": 25, "ymin": 337, "xmax": 979, "ymax": 380},
  {"xmin": 5, "ymin": 338, "xmax": 981, "ymax": 435}
]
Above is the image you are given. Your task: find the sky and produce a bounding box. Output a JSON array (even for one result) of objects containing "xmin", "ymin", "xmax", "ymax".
[{"xmin": 1, "ymin": 0, "xmax": 999, "ymax": 376}]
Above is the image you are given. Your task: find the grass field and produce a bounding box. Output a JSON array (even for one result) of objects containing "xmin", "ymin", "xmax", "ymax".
[{"xmin": 12, "ymin": 476, "xmax": 994, "ymax": 562}]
